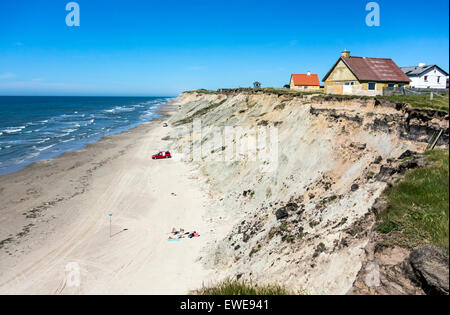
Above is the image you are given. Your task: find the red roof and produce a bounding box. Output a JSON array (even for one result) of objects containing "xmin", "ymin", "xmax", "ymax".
[
  {"xmin": 323, "ymin": 56, "xmax": 411, "ymax": 83},
  {"xmin": 291, "ymin": 74, "xmax": 320, "ymax": 86}
]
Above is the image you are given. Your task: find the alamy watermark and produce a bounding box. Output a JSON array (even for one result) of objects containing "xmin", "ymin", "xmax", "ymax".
[
  {"xmin": 364, "ymin": 261, "xmax": 381, "ymax": 287},
  {"xmin": 171, "ymin": 119, "xmax": 279, "ymax": 173},
  {"xmin": 65, "ymin": 262, "xmax": 81, "ymax": 287},
  {"xmin": 366, "ymin": 2, "xmax": 380, "ymax": 27},
  {"xmin": 65, "ymin": 2, "xmax": 80, "ymax": 27}
]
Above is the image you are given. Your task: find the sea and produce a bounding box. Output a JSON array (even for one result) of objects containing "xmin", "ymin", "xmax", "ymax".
[{"xmin": 0, "ymin": 96, "xmax": 172, "ymax": 176}]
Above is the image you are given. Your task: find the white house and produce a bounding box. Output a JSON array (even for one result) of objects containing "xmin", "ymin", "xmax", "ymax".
[{"xmin": 401, "ymin": 63, "xmax": 448, "ymax": 89}]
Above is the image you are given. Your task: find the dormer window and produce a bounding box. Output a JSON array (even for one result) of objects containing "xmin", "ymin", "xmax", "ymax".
[{"xmin": 424, "ymin": 76, "xmax": 428, "ymax": 82}]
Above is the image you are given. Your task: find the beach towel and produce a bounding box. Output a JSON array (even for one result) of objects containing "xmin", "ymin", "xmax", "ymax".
[{"xmin": 167, "ymin": 238, "xmax": 182, "ymax": 242}]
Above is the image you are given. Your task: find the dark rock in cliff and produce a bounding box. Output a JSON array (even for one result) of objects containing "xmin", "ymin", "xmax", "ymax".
[
  {"xmin": 275, "ymin": 208, "xmax": 289, "ymax": 220},
  {"xmin": 376, "ymin": 166, "xmax": 397, "ymax": 182},
  {"xmin": 285, "ymin": 203, "xmax": 299, "ymax": 211},
  {"xmin": 408, "ymin": 246, "xmax": 449, "ymax": 295},
  {"xmin": 374, "ymin": 156, "xmax": 383, "ymax": 164},
  {"xmin": 351, "ymin": 184, "xmax": 359, "ymax": 192},
  {"xmin": 275, "ymin": 203, "xmax": 298, "ymax": 220},
  {"xmin": 313, "ymin": 242, "xmax": 326, "ymax": 258},
  {"xmin": 398, "ymin": 160, "xmax": 419, "ymax": 174},
  {"xmin": 350, "ymin": 143, "xmax": 367, "ymax": 151},
  {"xmin": 398, "ymin": 150, "xmax": 417, "ymax": 160}
]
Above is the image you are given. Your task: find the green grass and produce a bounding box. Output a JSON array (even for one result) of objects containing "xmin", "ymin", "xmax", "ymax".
[
  {"xmin": 383, "ymin": 94, "xmax": 449, "ymax": 112},
  {"xmin": 197, "ymin": 278, "xmax": 305, "ymax": 295},
  {"xmin": 185, "ymin": 87, "xmax": 323, "ymax": 97},
  {"xmin": 376, "ymin": 149, "xmax": 449, "ymax": 250}
]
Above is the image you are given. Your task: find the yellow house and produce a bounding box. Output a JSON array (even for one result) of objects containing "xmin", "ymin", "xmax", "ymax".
[
  {"xmin": 290, "ymin": 73, "xmax": 321, "ymax": 91},
  {"xmin": 323, "ymin": 49, "xmax": 411, "ymax": 96}
]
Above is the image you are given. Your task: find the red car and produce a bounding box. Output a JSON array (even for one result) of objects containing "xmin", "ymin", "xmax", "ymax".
[{"xmin": 152, "ymin": 151, "xmax": 172, "ymax": 160}]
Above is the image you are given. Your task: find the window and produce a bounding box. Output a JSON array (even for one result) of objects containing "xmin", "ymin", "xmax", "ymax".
[
  {"xmin": 388, "ymin": 83, "xmax": 395, "ymax": 88},
  {"xmin": 424, "ymin": 76, "xmax": 428, "ymax": 82},
  {"xmin": 398, "ymin": 84, "xmax": 405, "ymax": 88},
  {"xmin": 438, "ymin": 76, "xmax": 440, "ymax": 83},
  {"xmin": 368, "ymin": 82, "xmax": 376, "ymax": 90}
]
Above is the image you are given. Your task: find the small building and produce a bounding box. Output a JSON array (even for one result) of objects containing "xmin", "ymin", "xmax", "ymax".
[
  {"xmin": 401, "ymin": 64, "xmax": 448, "ymax": 89},
  {"xmin": 290, "ymin": 72, "xmax": 321, "ymax": 91},
  {"xmin": 322, "ymin": 49, "xmax": 411, "ymax": 96}
]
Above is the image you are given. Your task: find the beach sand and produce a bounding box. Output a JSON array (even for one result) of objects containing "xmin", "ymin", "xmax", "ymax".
[{"xmin": 0, "ymin": 104, "xmax": 215, "ymax": 294}]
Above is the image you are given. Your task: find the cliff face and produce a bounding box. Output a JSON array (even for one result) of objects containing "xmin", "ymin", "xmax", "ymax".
[{"xmin": 166, "ymin": 91, "xmax": 449, "ymax": 294}]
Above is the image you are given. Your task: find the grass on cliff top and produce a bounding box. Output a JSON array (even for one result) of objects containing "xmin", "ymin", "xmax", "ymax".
[
  {"xmin": 382, "ymin": 93, "xmax": 449, "ymax": 112},
  {"xmin": 376, "ymin": 149, "xmax": 449, "ymax": 250},
  {"xmin": 185, "ymin": 88, "xmax": 323, "ymax": 97},
  {"xmin": 196, "ymin": 279, "xmax": 306, "ymax": 295}
]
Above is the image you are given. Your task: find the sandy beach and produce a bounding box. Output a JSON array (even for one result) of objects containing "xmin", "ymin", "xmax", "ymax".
[{"xmin": 0, "ymin": 103, "xmax": 216, "ymax": 294}]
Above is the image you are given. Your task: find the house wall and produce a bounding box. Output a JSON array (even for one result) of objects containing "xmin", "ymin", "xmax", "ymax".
[
  {"xmin": 408, "ymin": 67, "xmax": 447, "ymax": 89},
  {"xmin": 327, "ymin": 81, "xmax": 410, "ymax": 96},
  {"xmin": 292, "ymin": 85, "xmax": 321, "ymax": 91},
  {"xmin": 324, "ymin": 60, "xmax": 359, "ymax": 94}
]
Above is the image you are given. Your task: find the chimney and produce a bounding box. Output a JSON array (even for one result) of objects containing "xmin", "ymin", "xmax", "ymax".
[
  {"xmin": 341, "ymin": 48, "xmax": 350, "ymax": 58},
  {"xmin": 307, "ymin": 71, "xmax": 311, "ymax": 76},
  {"xmin": 418, "ymin": 62, "xmax": 426, "ymax": 67}
]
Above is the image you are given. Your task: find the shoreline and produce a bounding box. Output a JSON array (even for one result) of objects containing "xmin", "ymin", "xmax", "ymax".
[
  {"xmin": 0, "ymin": 99, "xmax": 174, "ymax": 177},
  {"xmin": 0, "ymin": 98, "xmax": 219, "ymax": 294}
]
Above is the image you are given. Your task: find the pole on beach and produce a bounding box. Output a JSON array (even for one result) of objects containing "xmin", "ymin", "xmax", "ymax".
[{"xmin": 109, "ymin": 213, "xmax": 112, "ymax": 238}]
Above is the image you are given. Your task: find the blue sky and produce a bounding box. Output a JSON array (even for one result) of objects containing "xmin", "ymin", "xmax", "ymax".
[{"xmin": 0, "ymin": 0, "xmax": 448, "ymax": 96}]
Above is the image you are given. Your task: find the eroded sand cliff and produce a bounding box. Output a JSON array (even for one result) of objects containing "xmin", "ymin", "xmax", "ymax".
[{"xmin": 167, "ymin": 91, "xmax": 448, "ymax": 294}]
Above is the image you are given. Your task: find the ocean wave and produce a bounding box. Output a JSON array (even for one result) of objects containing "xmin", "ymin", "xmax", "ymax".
[
  {"xmin": 61, "ymin": 137, "xmax": 76, "ymax": 143},
  {"xmin": 36, "ymin": 137, "xmax": 51, "ymax": 144},
  {"xmin": 2, "ymin": 126, "xmax": 26, "ymax": 134},
  {"xmin": 104, "ymin": 106, "xmax": 136, "ymax": 114},
  {"xmin": 0, "ymin": 97, "xmax": 170, "ymax": 175},
  {"xmin": 139, "ymin": 111, "xmax": 154, "ymax": 120},
  {"xmin": 33, "ymin": 144, "xmax": 56, "ymax": 152}
]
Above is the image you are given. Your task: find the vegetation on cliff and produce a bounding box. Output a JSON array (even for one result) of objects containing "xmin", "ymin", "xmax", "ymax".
[
  {"xmin": 184, "ymin": 88, "xmax": 449, "ymax": 112},
  {"xmin": 197, "ymin": 278, "xmax": 306, "ymax": 295},
  {"xmin": 376, "ymin": 149, "xmax": 449, "ymax": 251},
  {"xmin": 383, "ymin": 94, "xmax": 449, "ymax": 112}
]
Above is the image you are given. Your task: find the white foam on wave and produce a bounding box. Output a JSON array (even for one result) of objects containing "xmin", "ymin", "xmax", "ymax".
[
  {"xmin": 34, "ymin": 143, "xmax": 56, "ymax": 152},
  {"xmin": 61, "ymin": 137, "xmax": 76, "ymax": 143},
  {"xmin": 104, "ymin": 106, "xmax": 136, "ymax": 114},
  {"xmin": 2, "ymin": 126, "xmax": 26, "ymax": 134},
  {"xmin": 37, "ymin": 137, "xmax": 51, "ymax": 144},
  {"xmin": 139, "ymin": 111, "xmax": 154, "ymax": 120}
]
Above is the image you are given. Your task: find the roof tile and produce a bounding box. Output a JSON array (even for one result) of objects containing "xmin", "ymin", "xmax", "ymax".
[
  {"xmin": 291, "ymin": 74, "xmax": 320, "ymax": 86},
  {"xmin": 342, "ymin": 57, "xmax": 411, "ymax": 82}
]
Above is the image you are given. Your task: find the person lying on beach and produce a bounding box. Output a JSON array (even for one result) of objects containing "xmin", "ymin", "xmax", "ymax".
[
  {"xmin": 168, "ymin": 228, "xmax": 199, "ymax": 240},
  {"xmin": 187, "ymin": 231, "xmax": 200, "ymax": 238},
  {"xmin": 171, "ymin": 227, "xmax": 185, "ymax": 235}
]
